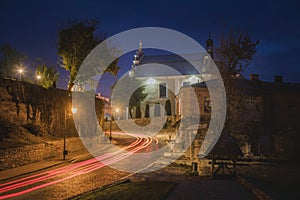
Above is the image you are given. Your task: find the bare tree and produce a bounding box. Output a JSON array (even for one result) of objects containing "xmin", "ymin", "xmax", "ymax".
[{"xmin": 215, "ymin": 31, "xmax": 259, "ymax": 138}]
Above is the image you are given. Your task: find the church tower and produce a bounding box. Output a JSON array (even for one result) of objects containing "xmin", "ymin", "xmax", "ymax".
[
  {"xmin": 206, "ymin": 33, "xmax": 214, "ymax": 59},
  {"xmin": 133, "ymin": 40, "xmax": 144, "ymax": 66}
]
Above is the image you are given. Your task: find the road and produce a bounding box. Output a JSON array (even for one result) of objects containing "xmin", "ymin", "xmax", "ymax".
[{"xmin": 0, "ymin": 132, "xmax": 160, "ymax": 199}]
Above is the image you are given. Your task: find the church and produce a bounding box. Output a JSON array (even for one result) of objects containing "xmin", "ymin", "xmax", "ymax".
[
  {"xmin": 128, "ymin": 35, "xmax": 215, "ymax": 122},
  {"xmin": 108, "ymin": 34, "xmax": 300, "ymax": 160}
]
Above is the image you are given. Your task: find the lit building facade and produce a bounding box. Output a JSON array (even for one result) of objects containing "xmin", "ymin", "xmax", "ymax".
[
  {"xmin": 129, "ymin": 38, "xmax": 300, "ymax": 137},
  {"xmin": 130, "ymin": 37, "xmax": 215, "ymax": 120}
]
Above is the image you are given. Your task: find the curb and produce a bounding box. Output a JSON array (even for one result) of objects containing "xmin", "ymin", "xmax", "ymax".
[
  {"xmin": 0, "ymin": 160, "xmax": 70, "ymax": 182},
  {"xmin": 0, "ymin": 155, "xmax": 84, "ymax": 182},
  {"xmin": 0, "ymin": 144, "xmax": 114, "ymax": 181},
  {"xmin": 68, "ymin": 178, "xmax": 131, "ymax": 200},
  {"xmin": 235, "ymin": 175, "xmax": 272, "ymax": 200}
]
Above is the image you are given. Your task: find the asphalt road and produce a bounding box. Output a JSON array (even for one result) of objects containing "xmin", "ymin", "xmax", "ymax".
[{"xmin": 0, "ymin": 133, "xmax": 161, "ymax": 200}]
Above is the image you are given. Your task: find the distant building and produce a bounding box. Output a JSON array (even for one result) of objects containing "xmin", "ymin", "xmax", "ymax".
[
  {"xmin": 179, "ymin": 74, "xmax": 300, "ymax": 135},
  {"xmin": 237, "ymin": 74, "xmax": 299, "ymax": 134}
]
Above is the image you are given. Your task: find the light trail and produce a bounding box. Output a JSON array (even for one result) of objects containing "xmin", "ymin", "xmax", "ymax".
[
  {"xmin": 0, "ymin": 133, "xmax": 157, "ymax": 199},
  {"xmin": 0, "ymin": 135, "xmax": 143, "ymax": 190},
  {"xmin": 0, "ymin": 138, "xmax": 152, "ymax": 199},
  {"xmin": 0, "ymin": 137, "xmax": 144, "ymax": 194}
]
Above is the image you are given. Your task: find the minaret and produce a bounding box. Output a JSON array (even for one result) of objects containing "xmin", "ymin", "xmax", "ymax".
[{"xmin": 206, "ymin": 33, "xmax": 214, "ymax": 59}]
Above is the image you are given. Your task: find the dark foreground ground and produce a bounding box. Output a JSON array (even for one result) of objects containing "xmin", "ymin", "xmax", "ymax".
[
  {"xmin": 74, "ymin": 177, "xmax": 253, "ymax": 200},
  {"xmin": 237, "ymin": 162, "xmax": 300, "ymax": 199},
  {"xmin": 72, "ymin": 162, "xmax": 300, "ymax": 200}
]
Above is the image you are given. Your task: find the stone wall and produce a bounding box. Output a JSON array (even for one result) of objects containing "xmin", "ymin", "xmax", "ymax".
[
  {"xmin": 0, "ymin": 78, "xmax": 104, "ymax": 138},
  {"xmin": 0, "ymin": 137, "xmax": 86, "ymax": 171}
]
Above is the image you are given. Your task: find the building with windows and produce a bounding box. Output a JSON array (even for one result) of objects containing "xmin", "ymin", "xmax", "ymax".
[
  {"xmin": 130, "ymin": 36, "xmax": 215, "ymax": 120},
  {"xmin": 234, "ymin": 74, "xmax": 300, "ymax": 135},
  {"xmin": 128, "ymin": 37, "xmax": 299, "ymax": 137},
  {"xmin": 108, "ymin": 35, "xmax": 300, "ymax": 159}
]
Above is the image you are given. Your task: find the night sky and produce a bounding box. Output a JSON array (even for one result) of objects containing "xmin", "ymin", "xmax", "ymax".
[{"xmin": 0, "ymin": 0, "xmax": 299, "ymax": 97}]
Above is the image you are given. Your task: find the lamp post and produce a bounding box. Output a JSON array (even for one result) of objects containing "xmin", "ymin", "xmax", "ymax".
[
  {"xmin": 109, "ymin": 115, "xmax": 113, "ymax": 142},
  {"xmin": 18, "ymin": 68, "xmax": 24, "ymax": 81},
  {"xmin": 109, "ymin": 107, "xmax": 119, "ymax": 142},
  {"xmin": 115, "ymin": 107, "xmax": 120, "ymax": 120},
  {"xmin": 63, "ymin": 107, "xmax": 77, "ymax": 160},
  {"xmin": 71, "ymin": 107, "xmax": 78, "ymax": 114}
]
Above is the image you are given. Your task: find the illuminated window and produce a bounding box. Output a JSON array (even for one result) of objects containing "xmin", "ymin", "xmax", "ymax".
[{"xmin": 146, "ymin": 78, "xmax": 156, "ymax": 85}]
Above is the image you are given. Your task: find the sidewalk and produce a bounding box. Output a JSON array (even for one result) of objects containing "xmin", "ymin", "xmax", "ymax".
[
  {"xmin": 166, "ymin": 176, "xmax": 255, "ymax": 200},
  {"xmin": 0, "ymin": 141, "xmax": 119, "ymax": 181},
  {"xmin": 0, "ymin": 150, "xmax": 91, "ymax": 181}
]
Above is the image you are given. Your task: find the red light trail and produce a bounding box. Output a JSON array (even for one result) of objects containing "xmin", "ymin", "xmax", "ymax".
[{"xmin": 0, "ymin": 133, "xmax": 156, "ymax": 199}]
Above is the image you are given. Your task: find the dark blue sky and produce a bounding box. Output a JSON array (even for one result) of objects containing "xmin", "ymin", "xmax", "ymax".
[{"xmin": 1, "ymin": 0, "xmax": 299, "ymax": 96}]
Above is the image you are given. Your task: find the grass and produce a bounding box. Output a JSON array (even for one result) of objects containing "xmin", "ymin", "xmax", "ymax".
[{"xmin": 78, "ymin": 181, "xmax": 176, "ymax": 200}]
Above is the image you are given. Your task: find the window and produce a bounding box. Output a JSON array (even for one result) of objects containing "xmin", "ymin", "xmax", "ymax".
[
  {"xmin": 154, "ymin": 103, "xmax": 161, "ymax": 116},
  {"xmin": 182, "ymin": 82, "xmax": 190, "ymax": 86},
  {"xmin": 271, "ymin": 104, "xmax": 279, "ymax": 114},
  {"xmin": 159, "ymin": 83, "xmax": 167, "ymax": 98},
  {"xmin": 204, "ymin": 96, "xmax": 211, "ymax": 113},
  {"xmin": 145, "ymin": 104, "xmax": 150, "ymax": 118},
  {"xmin": 165, "ymin": 100, "xmax": 171, "ymax": 115},
  {"xmin": 136, "ymin": 105, "xmax": 141, "ymax": 118},
  {"xmin": 255, "ymin": 104, "xmax": 260, "ymax": 111},
  {"xmin": 245, "ymin": 96, "xmax": 261, "ymax": 111},
  {"xmin": 288, "ymin": 105, "xmax": 296, "ymax": 113}
]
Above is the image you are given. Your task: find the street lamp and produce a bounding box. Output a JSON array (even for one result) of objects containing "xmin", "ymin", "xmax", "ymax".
[
  {"xmin": 109, "ymin": 107, "xmax": 119, "ymax": 142},
  {"xmin": 71, "ymin": 107, "xmax": 78, "ymax": 114},
  {"xmin": 36, "ymin": 74, "xmax": 41, "ymax": 85},
  {"xmin": 115, "ymin": 107, "xmax": 120, "ymax": 120},
  {"xmin": 18, "ymin": 68, "xmax": 24, "ymax": 81},
  {"xmin": 63, "ymin": 107, "xmax": 77, "ymax": 160}
]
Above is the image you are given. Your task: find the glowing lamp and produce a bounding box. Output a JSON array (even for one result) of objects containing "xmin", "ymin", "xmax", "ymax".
[{"xmin": 71, "ymin": 107, "xmax": 78, "ymax": 114}]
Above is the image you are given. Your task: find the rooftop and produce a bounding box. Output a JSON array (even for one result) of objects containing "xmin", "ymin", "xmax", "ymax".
[{"xmin": 134, "ymin": 53, "xmax": 208, "ymax": 77}]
